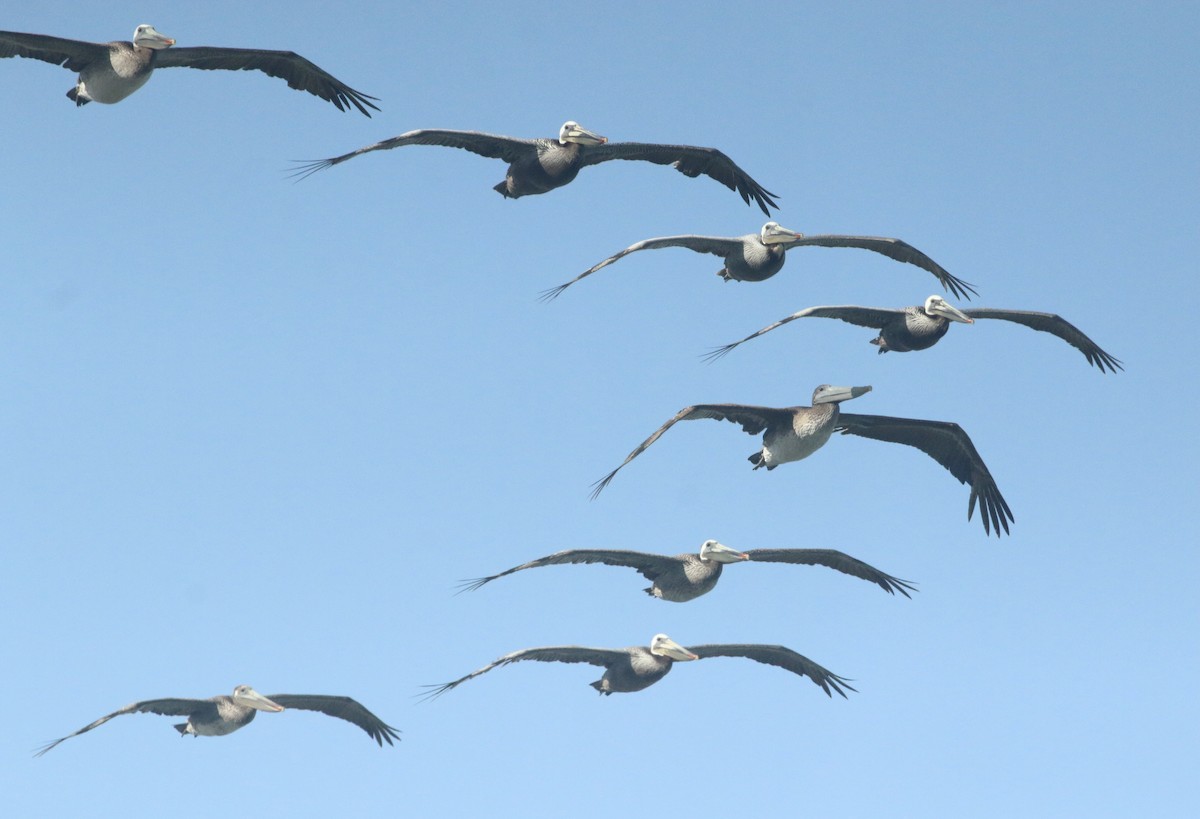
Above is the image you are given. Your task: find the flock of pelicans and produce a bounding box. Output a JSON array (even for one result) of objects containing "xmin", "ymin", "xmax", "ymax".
[{"xmin": 6, "ymin": 23, "xmax": 1122, "ymax": 756}]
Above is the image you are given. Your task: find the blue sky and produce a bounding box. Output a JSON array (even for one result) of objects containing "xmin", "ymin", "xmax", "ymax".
[{"xmin": 2, "ymin": 2, "xmax": 1197, "ymax": 816}]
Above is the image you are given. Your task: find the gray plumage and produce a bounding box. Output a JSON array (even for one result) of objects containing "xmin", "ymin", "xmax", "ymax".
[
  {"xmin": 35, "ymin": 685, "xmax": 399, "ymax": 756},
  {"xmin": 423, "ymin": 634, "xmax": 853, "ymax": 699},
  {"xmin": 0, "ymin": 25, "xmax": 378, "ymax": 113},
  {"xmin": 541, "ymin": 221, "xmax": 974, "ymax": 301},
  {"xmin": 706, "ymin": 295, "xmax": 1122, "ymax": 372},
  {"xmin": 460, "ymin": 539, "xmax": 916, "ymax": 602},
  {"xmin": 293, "ymin": 120, "xmax": 778, "ymax": 214},
  {"xmin": 592, "ymin": 385, "xmax": 1013, "ymax": 537}
]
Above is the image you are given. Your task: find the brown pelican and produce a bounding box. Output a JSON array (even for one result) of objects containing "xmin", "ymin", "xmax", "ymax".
[
  {"xmin": 35, "ymin": 685, "xmax": 399, "ymax": 756},
  {"xmin": 425, "ymin": 633, "xmax": 853, "ymax": 698},
  {"xmin": 292, "ymin": 121, "xmax": 778, "ymax": 214},
  {"xmin": 592, "ymin": 385, "xmax": 1013, "ymax": 536},
  {"xmin": 0, "ymin": 25, "xmax": 378, "ymax": 114},
  {"xmin": 706, "ymin": 295, "xmax": 1122, "ymax": 372},
  {"xmin": 461, "ymin": 538, "xmax": 915, "ymax": 601},
  {"xmin": 540, "ymin": 221, "xmax": 975, "ymax": 301}
]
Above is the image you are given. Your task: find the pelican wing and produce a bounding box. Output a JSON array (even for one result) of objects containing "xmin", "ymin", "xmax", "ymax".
[
  {"xmin": 293, "ymin": 129, "xmax": 539, "ymax": 178},
  {"xmin": 744, "ymin": 548, "xmax": 917, "ymax": 597},
  {"xmin": 0, "ymin": 30, "xmax": 109, "ymax": 71},
  {"xmin": 688, "ymin": 644, "xmax": 855, "ymax": 698},
  {"xmin": 787, "ymin": 235, "xmax": 977, "ymax": 300},
  {"xmin": 153, "ymin": 46, "xmax": 378, "ymax": 115},
  {"xmin": 266, "ymin": 695, "xmax": 399, "ymax": 746},
  {"xmin": 34, "ymin": 697, "xmax": 208, "ymax": 756},
  {"xmin": 836, "ymin": 413, "xmax": 1013, "ymax": 536},
  {"xmin": 590, "ymin": 404, "xmax": 797, "ymax": 498},
  {"xmin": 541, "ymin": 234, "xmax": 746, "ymax": 301},
  {"xmin": 423, "ymin": 646, "xmax": 632, "ymax": 700},
  {"xmin": 961, "ymin": 309, "xmax": 1122, "ymax": 373},
  {"xmin": 704, "ymin": 305, "xmax": 905, "ymax": 362},
  {"xmin": 460, "ymin": 549, "xmax": 682, "ymax": 592},
  {"xmin": 578, "ymin": 142, "xmax": 779, "ymax": 215}
]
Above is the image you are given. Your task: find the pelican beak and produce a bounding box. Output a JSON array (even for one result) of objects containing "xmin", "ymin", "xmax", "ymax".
[
  {"xmin": 564, "ymin": 123, "xmax": 607, "ymax": 146},
  {"xmin": 814, "ymin": 385, "xmax": 872, "ymax": 405},
  {"xmin": 704, "ymin": 540, "xmax": 751, "ymax": 563},
  {"xmin": 135, "ymin": 26, "xmax": 176, "ymax": 49},
  {"xmin": 656, "ymin": 637, "xmax": 700, "ymax": 662},
  {"xmin": 762, "ymin": 223, "xmax": 804, "ymax": 245},
  {"xmin": 929, "ymin": 299, "xmax": 974, "ymax": 324},
  {"xmin": 241, "ymin": 689, "xmax": 285, "ymax": 712}
]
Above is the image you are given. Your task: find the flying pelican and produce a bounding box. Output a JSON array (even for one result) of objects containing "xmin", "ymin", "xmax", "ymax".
[
  {"xmin": 0, "ymin": 25, "xmax": 378, "ymax": 114},
  {"xmin": 540, "ymin": 221, "xmax": 975, "ymax": 301},
  {"xmin": 461, "ymin": 538, "xmax": 916, "ymax": 602},
  {"xmin": 424, "ymin": 633, "xmax": 853, "ymax": 698},
  {"xmin": 35, "ymin": 685, "xmax": 399, "ymax": 755},
  {"xmin": 706, "ymin": 295, "xmax": 1122, "ymax": 372},
  {"xmin": 591, "ymin": 385, "xmax": 1013, "ymax": 536},
  {"xmin": 292, "ymin": 121, "xmax": 779, "ymax": 214}
]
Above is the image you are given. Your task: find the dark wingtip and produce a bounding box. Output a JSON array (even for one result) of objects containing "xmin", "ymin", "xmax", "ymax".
[
  {"xmin": 287, "ymin": 158, "xmax": 337, "ymax": 182},
  {"xmin": 589, "ymin": 471, "xmax": 618, "ymax": 500},
  {"xmin": 701, "ymin": 344, "xmax": 736, "ymax": 364},
  {"xmin": 537, "ymin": 283, "xmax": 570, "ymax": 303}
]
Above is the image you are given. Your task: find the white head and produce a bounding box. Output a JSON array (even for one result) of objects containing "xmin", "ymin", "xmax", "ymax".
[
  {"xmin": 231, "ymin": 685, "xmax": 285, "ymax": 712},
  {"xmin": 132, "ymin": 24, "xmax": 176, "ymax": 49},
  {"xmin": 698, "ymin": 539, "xmax": 750, "ymax": 564},
  {"xmin": 558, "ymin": 121, "xmax": 608, "ymax": 146},
  {"xmin": 760, "ymin": 221, "xmax": 804, "ymax": 245},
  {"xmin": 649, "ymin": 633, "xmax": 699, "ymax": 661},
  {"xmin": 922, "ymin": 295, "xmax": 974, "ymax": 324}
]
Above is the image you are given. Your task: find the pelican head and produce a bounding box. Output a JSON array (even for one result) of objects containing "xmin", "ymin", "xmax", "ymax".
[
  {"xmin": 760, "ymin": 221, "xmax": 804, "ymax": 245},
  {"xmin": 698, "ymin": 539, "xmax": 750, "ymax": 564},
  {"xmin": 132, "ymin": 24, "xmax": 176, "ymax": 49},
  {"xmin": 649, "ymin": 633, "xmax": 699, "ymax": 662},
  {"xmin": 811, "ymin": 384, "xmax": 872, "ymax": 405},
  {"xmin": 923, "ymin": 295, "xmax": 974, "ymax": 324},
  {"xmin": 558, "ymin": 121, "xmax": 607, "ymax": 146},
  {"xmin": 231, "ymin": 685, "xmax": 285, "ymax": 712}
]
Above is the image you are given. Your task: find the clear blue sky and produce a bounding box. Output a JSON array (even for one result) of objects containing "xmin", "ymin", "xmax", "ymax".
[{"xmin": 3, "ymin": 2, "xmax": 1197, "ymax": 816}]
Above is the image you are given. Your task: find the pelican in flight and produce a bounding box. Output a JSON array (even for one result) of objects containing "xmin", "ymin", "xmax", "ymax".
[
  {"xmin": 540, "ymin": 221, "xmax": 975, "ymax": 301},
  {"xmin": 706, "ymin": 295, "xmax": 1122, "ymax": 372},
  {"xmin": 293, "ymin": 121, "xmax": 778, "ymax": 214},
  {"xmin": 35, "ymin": 685, "xmax": 399, "ymax": 755},
  {"xmin": 0, "ymin": 25, "xmax": 378, "ymax": 114},
  {"xmin": 592, "ymin": 385, "xmax": 1013, "ymax": 536},
  {"xmin": 461, "ymin": 538, "xmax": 916, "ymax": 602},
  {"xmin": 425, "ymin": 633, "xmax": 853, "ymax": 698}
]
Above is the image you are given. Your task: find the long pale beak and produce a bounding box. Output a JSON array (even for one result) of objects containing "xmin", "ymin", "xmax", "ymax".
[
  {"xmin": 815, "ymin": 385, "xmax": 872, "ymax": 405},
  {"xmin": 564, "ymin": 124, "xmax": 607, "ymax": 145},
  {"xmin": 138, "ymin": 28, "xmax": 176, "ymax": 49},
  {"xmin": 657, "ymin": 637, "xmax": 699, "ymax": 662},
  {"xmin": 762, "ymin": 223, "xmax": 804, "ymax": 245},
  {"xmin": 243, "ymin": 689, "xmax": 285, "ymax": 712},
  {"xmin": 930, "ymin": 300, "xmax": 974, "ymax": 324},
  {"xmin": 705, "ymin": 541, "xmax": 751, "ymax": 563}
]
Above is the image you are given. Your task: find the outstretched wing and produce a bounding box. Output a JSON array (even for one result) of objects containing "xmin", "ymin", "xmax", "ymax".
[
  {"xmin": 460, "ymin": 549, "xmax": 683, "ymax": 592},
  {"xmin": 292, "ymin": 129, "xmax": 538, "ymax": 179},
  {"xmin": 836, "ymin": 413, "xmax": 1013, "ymax": 536},
  {"xmin": 422, "ymin": 646, "xmax": 630, "ymax": 700},
  {"xmin": 540, "ymin": 234, "xmax": 746, "ymax": 301},
  {"xmin": 744, "ymin": 548, "xmax": 917, "ymax": 597},
  {"xmin": 590, "ymin": 404, "xmax": 796, "ymax": 498},
  {"xmin": 0, "ymin": 30, "xmax": 109, "ymax": 72},
  {"xmin": 266, "ymin": 695, "xmax": 400, "ymax": 746},
  {"xmin": 153, "ymin": 46, "xmax": 378, "ymax": 114},
  {"xmin": 688, "ymin": 644, "xmax": 855, "ymax": 698},
  {"xmin": 34, "ymin": 697, "xmax": 208, "ymax": 756},
  {"xmin": 962, "ymin": 309, "xmax": 1122, "ymax": 373},
  {"xmin": 788, "ymin": 234, "xmax": 976, "ymax": 300},
  {"xmin": 704, "ymin": 305, "xmax": 905, "ymax": 362},
  {"xmin": 578, "ymin": 141, "xmax": 778, "ymax": 215}
]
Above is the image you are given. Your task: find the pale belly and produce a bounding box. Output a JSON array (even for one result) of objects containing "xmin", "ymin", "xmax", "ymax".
[
  {"xmin": 77, "ymin": 67, "xmax": 153, "ymax": 104},
  {"xmin": 760, "ymin": 421, "xmax": 834, "ymax": 467}
]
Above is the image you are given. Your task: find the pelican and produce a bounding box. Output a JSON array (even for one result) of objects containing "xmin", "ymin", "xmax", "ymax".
[
  {"xmin": 424, "ymin": 633, "xmax": 853, "ymax": 699},
  {"xmin": 461, "ymin": 538, "xmax": 916, "ymax": 602},
  {"xmin": 592, "ymin": 385, "xmax": 1013, "ymax": 536},
  {"xmin": 35, "ymin": 685, "xmax": 399, "ymax": 755},
  {"xmin": 706, "ymin": 295, "xmax": 1122, "ymax": 371},
  {"xmin": 0, "ymin": 25, "xmax": 378, "ymax": 114},
  {"xmin": 540, "ymin": 221, "xmax": 975, "ymax": 301},
  {"xmin": 292, "ymin": 121, "xmax": 778, "ymax": 214}
]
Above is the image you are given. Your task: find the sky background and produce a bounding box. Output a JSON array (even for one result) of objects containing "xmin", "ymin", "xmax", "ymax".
[{"xmin": 2, "ymin": 2, "xmax": 1197, "ymax": 816}]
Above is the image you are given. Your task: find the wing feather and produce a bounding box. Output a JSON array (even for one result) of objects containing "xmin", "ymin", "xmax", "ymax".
[
  {"xmin": 962, "ymin": 309, "xmax": 1123, "ymax": 372},
  {"xmin": 34, "ymin": 698, "xmax": 208, "ymax": 756},
  {"xmin": 688, "ymin": 644, "xmax": 855, "ymax": 697},
  {"xmin": 266, "ymin": 694, "xmax": 400, "ymax": 746},
  {"xmin": 788, "ymin": 234, "xmax": 977, "ymax": 299},
  {"xmin": 704, "ymin": 305, "xmax": 904, "ymax": 362},
  {"xmin": 459, "ymin": 549, "xmax": 681, "ymax": 592},
  {"xmin": 422, "ymin": 646, "xmax": 630, "ymax": 700},
  {"xmin": 744, "ymin": 548, "xmax": 916, "ymax": 597}
]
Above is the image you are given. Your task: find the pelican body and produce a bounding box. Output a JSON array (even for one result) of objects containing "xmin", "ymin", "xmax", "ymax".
[
  {"xmin": 462, "ymin": 538, "xmax": 916, "ymax": 602},
  {"xmin": 541, "ymin": 222, "xmax": 975, "ymax": 301},
  {"xmin": 295, "ymin": 121, "xmax": 779, "ymax": 214},
  {"xmin": 0, "ymin": 25, "xmax": 378, "ymax": 113},
  {"xmin": 707, "ymin": 295, "xmax": 1121, "ymax": 372},
  {"xmin": 592, "ymin": 385, "xmax": 1013, "ymax": 536},
  {"xmin": 425, "ymin": 634, "xmax": 853, "ymax": 699},
  {"xmin": 35, "ymin": 685, "xmax": 400, "ymax": 755}
]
